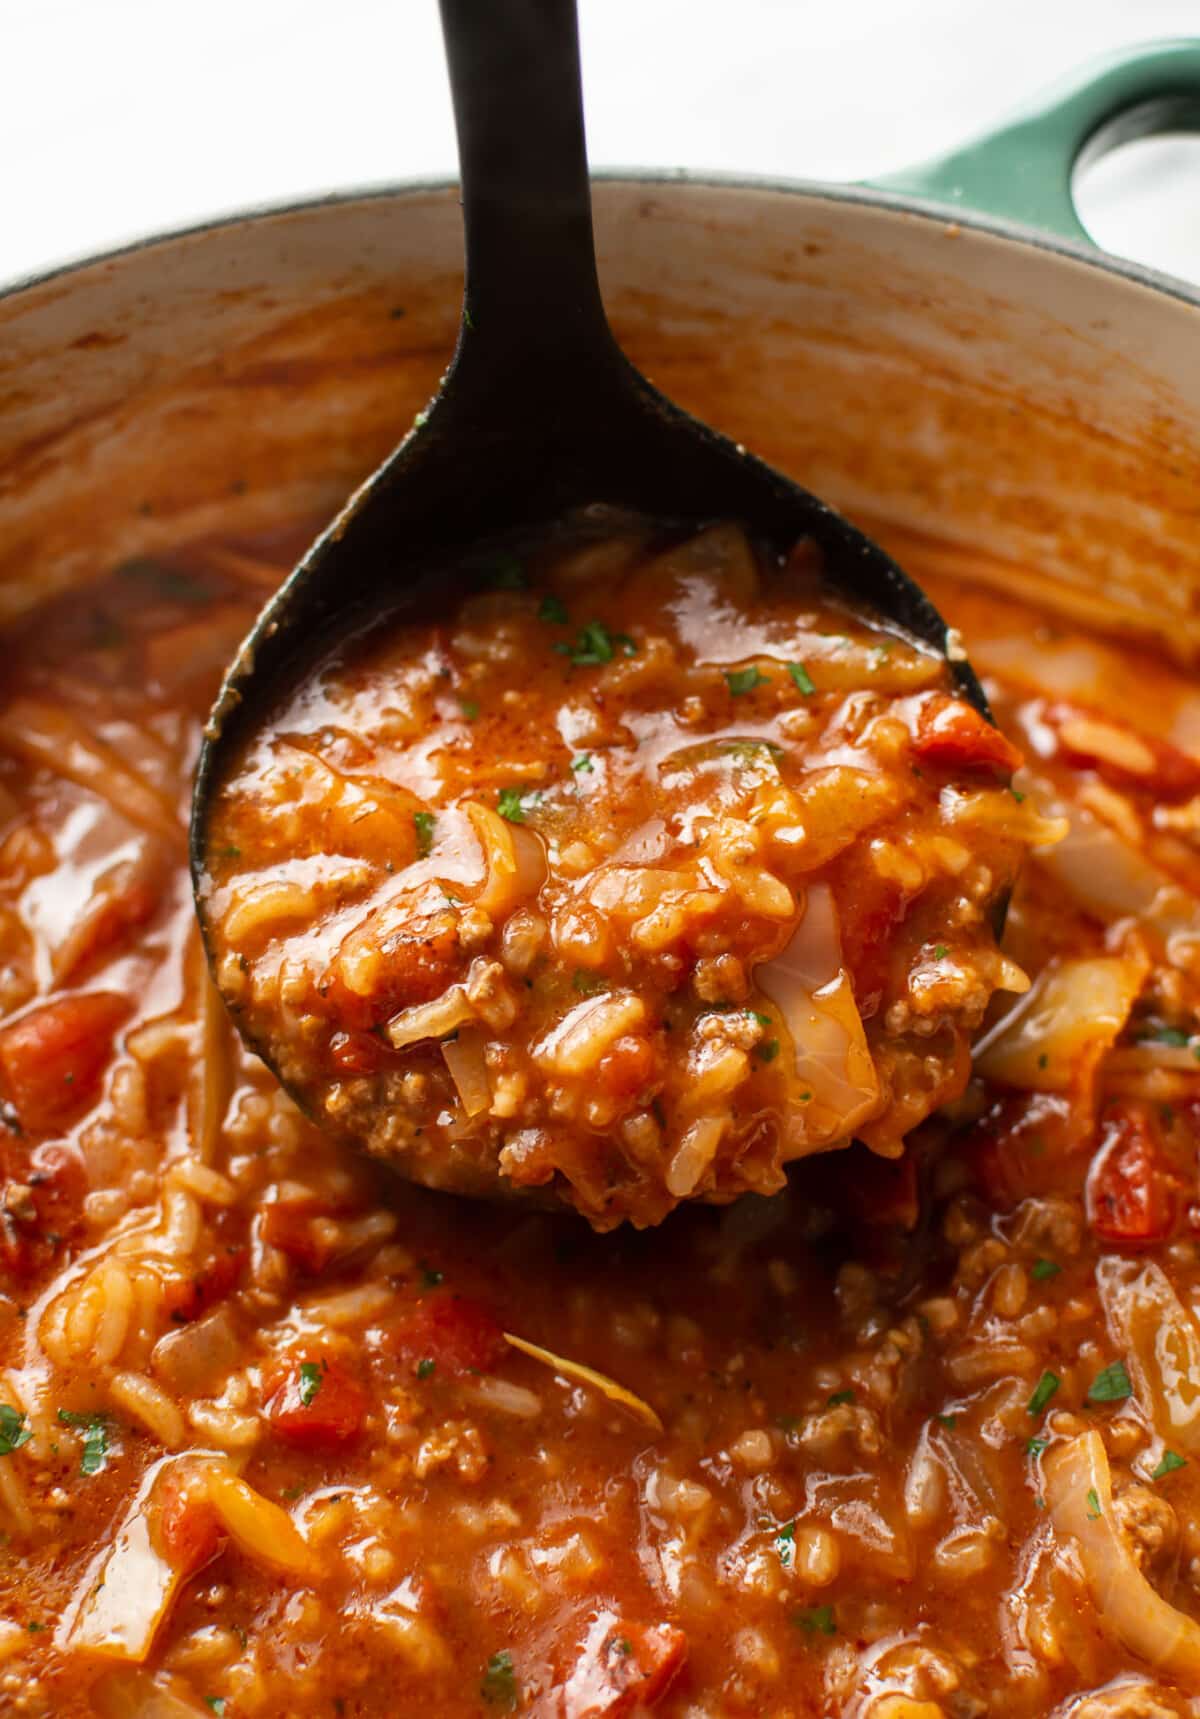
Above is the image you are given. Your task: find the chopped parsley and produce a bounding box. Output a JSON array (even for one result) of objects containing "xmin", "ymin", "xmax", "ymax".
[
  {"xmin": 557, "ymin": 620, "xmax": 636, "ymax": 665},
  {"xmin": 416, "ymin": 1358, "xmax": 436, "ymax": 1380},
  {"xmin": 933, "ymin": 944, "xmax": 948, "ymax": 960},
  {"xmin": 1011, "ymin": 787, "xmax": 1026, "ymax": 804},
  {"xmin": 775, "ymin": 1519, "xmax": 796, "ymax": 1567},
  {"xmin": 1031, "ymin": 1258, "xmax": 1061, "ymax": 1282},
  {"xmin": 413, "ymin": 810, "xmax": 435, "ymax": 858},
  {"xmin": 206, "ymin": 1702, "xmax": 226, "ymax": 1716},
  {"xmin": 827, "ymin": 1389, "xmax": 855, "ymax": 1407},
  {"xmin": 1153, "ymin": 1450, "xmax": 1187, "ymax": 1480},
  {"xmin": 787, "ymin": 662, "xmax": 816, "ymax": 696},
  {"xmin": 725, "ymin": 665, "xmax": 770, "ymax": 696},
  {"xmin": 1145, "ymin": 1025, "xmax": 1190, "ymax": 1047},
  {"xmin": 935, "ymin": 1413, "xmax": 958, "ymax": 1430},
  {"xmin": 1086, "ymin": 1487, "xmax": 1102, "ymax": 1519},
  {"xmin": 298, "ymin": 1362, "xmax": 324, "ymax": 1407},
  {"xmin": 1026, "ymin": 1436, "xmax": 1049, "ymax": 1458},
  {"xmin": 56, "ymin": 1410, "xmax": 110, "ymax": 1476},
  {"xmin": 496, "ymin": 787, "xmax": 527, "ymax": 823},
  {"xmin": 572, "ymin": 970, "xmax": 608, "ymax": 996},
  {"xmin": 756, "ymin": 1039, "xmax": 780, "ymax": 1062},
  {"xmin": 1027, "ymin": 1371, "xmax": 1060, "ymax": 1417},
  {"xmin": 459, "ymin": 697, "xmax": 480, "ymax": 722},
  {"xmin": 481, "ymin": 1649, "xmax": 519, "ymax": 1708},
  {"xmin": 570, "ymin": 753, "xmax": 593, "ymax": 773},
  {"xmin": 538, "ymin": 594, "xmax": 568, "ymax": 625},
  {"xmin": 419, "ymin": 1263, "xmax": 444, "ymax": 1290},
  {"xmin": 1087, "ymin": 1360, "xmax": 1132, "ymax": 1404},
  {"xmin": 0, "ymin": 1404, "xmax": 31, "ymax": 1456},
  {"xmin": 793, "ymin": 1604, "xmax": 836, "ymax": 1636}
]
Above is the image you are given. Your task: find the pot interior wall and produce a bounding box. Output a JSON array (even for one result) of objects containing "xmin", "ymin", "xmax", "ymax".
[{"xmin": 2, "ymin": 183, "xmax": 1199, "ymax": 656}]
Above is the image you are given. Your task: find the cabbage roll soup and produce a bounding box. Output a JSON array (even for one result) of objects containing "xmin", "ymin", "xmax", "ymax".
[
  {"xmin": 4, "ymin": 514, "xmax": 1200, "ymax": 1718},
  {"xmin": 200, "ymin": 520, "xmax": 1034, "ymax": 1229}
]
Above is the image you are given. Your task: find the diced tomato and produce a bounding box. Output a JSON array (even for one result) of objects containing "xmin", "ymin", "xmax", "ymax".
[
  {"xmin": 1088, "ymin": 1103, "xmax": 1176, "ymax": 1245},
  {"xmin": 153, "ymin": 1462, "xmax": 224, "ymax": 1576},
  {"xmin": 162, "ymin": 1246, "xmax": 244, "ymax": 1324},
  {"xmin": 0, "ymin": 1140, "xmax": 87, "ymax": 1279},
  {"xmin": 263, "ymin": 1355, "xmax": 367, "ymax": 1449},
  {"xmin": 911, "ymin": 694, "xmax": 1023, "ymax": 778},
  {"xmin": 329, "ymin": 1029, "xmax": 385, "ymax": 1075},
  {"xmin": 391, "ymin": 1291, "xmax": 505, "ymax": 1377},
  {"xmin": 320, "ymin": 905, "xmax": 461, "ymax": 1030},
  {"xmin": 1044, "ymin": 700, "xmax": 1200, "ymax": 799},
  {"xmin": 596, "ymin": 1036, "xmax": 655, "ymax": 1100},
  {"xmin": 559, "ymin": 1613, "xmax": 688, "ymax": 1718},
  {"xmin": 259, "ymin": 1198, "xmax": 340, "ymax": 1273},
  {"xmin": 0, "ymin": 992, "xmax": 129, "ymax": 1133}
]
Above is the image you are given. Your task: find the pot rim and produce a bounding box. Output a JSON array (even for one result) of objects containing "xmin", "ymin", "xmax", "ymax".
[{"xmin": 4, "ymin": 168, "xmax": 1199, "ymax": 319}]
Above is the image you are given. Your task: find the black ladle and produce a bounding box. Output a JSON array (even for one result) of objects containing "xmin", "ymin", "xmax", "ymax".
[{"xmin": 191, "ymin": 0, "xmax": 988, "ymax": 928}]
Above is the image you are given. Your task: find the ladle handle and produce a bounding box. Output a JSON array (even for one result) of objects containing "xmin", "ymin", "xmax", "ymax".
[{"xmin": 438, "ymin": 0, "xmax": 621, "ymax": 405}]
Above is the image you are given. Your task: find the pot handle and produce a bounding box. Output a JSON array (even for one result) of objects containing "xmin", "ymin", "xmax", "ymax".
[{"xmin": 867, "ymin": 38, "xmax": 1200, "ymax": 245}]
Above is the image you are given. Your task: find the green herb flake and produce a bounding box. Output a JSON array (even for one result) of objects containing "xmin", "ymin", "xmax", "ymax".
[
  {"xmin": 787, "ymin": 662, "xmax": 816, "ymax": 696},
  {"xmin": 935, "ymin": 1413, "xmax": 958, "ymax": 1430},
  {"xmin": 756, "ymin": 1039, "xmax": 781, "ymax": 1063},
  {"xmin": 1087, "ymin": 1359, "xmax": 1132, "ymax": 1404},
  {"xmin": 570, "ymin": 753, "xmax": 593, "ymax": 773},
  {"xmin": 56, "ymin": 1410, "xmax": 110, "ymax": 1476},
  {"xmin": 793, "ymin": 1604, "xmax": 836, "ymax": 1636},
  {"xmin": 559, "ymin": 619, "xmax": 624, "ymax": 666},
  {"xmin": 416, "ymin": 1358, "xmax": 436, "ymax": 1380},
  {"xmin": 459, "ymin": 697, "xmax": 480, "ymax": 722},
  {"xmin": 827, "ymin": 1389, "xmax": 855, "ymax": 1407},
  {"xmin": 413, "ymin": 810, "xmax": 436, "ymax": 858},
  {"xmin": 0, "ymin": 1404, "xmax": 31, "ymax": 1457},
  {"xmin": 1026, "ymin": 1436, "xmax": 1049, "ymax": 1458},
  {"xmin": 481, "ymin": 1648, "xmax": 519, "ymax": 1709},
  {"xmin": 933, "ymin": 944, "xmax": 948, "ymax": 960},
  {"xmin": 206, "ymin": 1702, "xmax": 226, "ymax": 1716},
  {"xmin": 298, "ymin": 1362, "xmax": 324, "ymax": 1408},
  {"xmin": 571, "ymin": 970, "xmax": 608, "ymax": 996},
  {"xmin": 775, "ymin": 1519, "xmax": 796, "ymax": 1567},
  {"xmin": 26, "ymin": 1621, "xmax": 44, "ymax": 1633},
  {"xmin": 497, "ymin": 788, "xmax": 527, "ymax": 824},
  {"xmin": 1011, "ymin": 787, "xmax": 1026, "ymax": 804},
  {"xmin": 1027, "ymin": 1371, "xmax": 1061, "ymax": 1417},
  {"xmin": 538, "ymin": 594, "xmax": 569, "ymax": 625},
  {"xmin": 1031, "ymin": 1258, "xmax": 1061, "ymax": 1282},
  {"xmin": 1152, "ymin": 1025, "xmax": 1190, "ymax": 1047},
  {"xmin": 1153, "ymin": 1450, "xmax": 1187, "ymax": 1480},
  {"xmin": 725, "ymin": 666, "xmax": 770, "ymax": 697},
  {"xmin": 1086, "ymin": 1486, "xmax": 1102, "ymax": 1519},
  {"xmin": 419, "ymin": 1263, "xmax": 444, "ymax": 1290}
]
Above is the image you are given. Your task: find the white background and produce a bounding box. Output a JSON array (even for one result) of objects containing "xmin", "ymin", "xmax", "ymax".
[{"xmin": 4, "ymin": 0, "xmax": 1200, "ymax": 287}]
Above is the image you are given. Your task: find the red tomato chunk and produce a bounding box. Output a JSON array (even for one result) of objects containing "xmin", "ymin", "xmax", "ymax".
[
  {"xmin": 392, "ymin": 1292, "xmax": 505, "ymax": 1377},
  {"xmin": 264, "ymin": 1356, "xmax": 367, "ymax": 1449},
  {"xmin": 558, "ymin": 1613, "xmax": 688, "ymax": 1717},
  {"xmin": 0, "ymin": 992, "xmax": 129, "ymax": 1132},
  {"xmin": 1088, "ymin": 1103, "xmax": 1176, "ymax": 1245},
  {"xmin": 153, "ymin": 1464, "xmax": 224, "ymax": 1578},
  {"xmin": 162, "ymin": 1246, "xmax": 244, "ymax": 1324},
  {"xmin": 912, "ymin": 693, "xmax": 1023, "ymax": 777}
]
